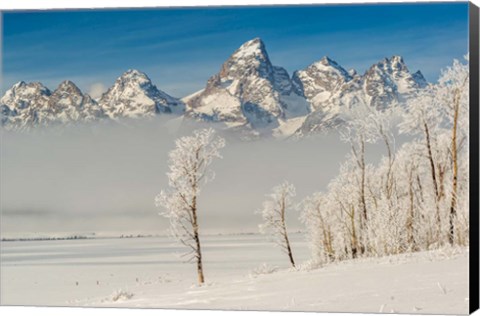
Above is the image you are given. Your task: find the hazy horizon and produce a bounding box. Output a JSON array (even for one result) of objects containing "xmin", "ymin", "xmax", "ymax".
[{"xmin": 0, "ymin": 117, "xmax": 402, "ymax": 237}]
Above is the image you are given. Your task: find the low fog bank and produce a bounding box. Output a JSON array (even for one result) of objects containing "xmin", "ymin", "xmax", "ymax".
[{"xmin": 1, "ymin": 118, "xmax": 398, "ymax": 237}]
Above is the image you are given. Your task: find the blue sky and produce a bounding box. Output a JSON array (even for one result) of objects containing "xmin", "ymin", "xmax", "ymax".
[{"xmin": 1, "ymin": 2, "xmax": 469, "ymax": 98}]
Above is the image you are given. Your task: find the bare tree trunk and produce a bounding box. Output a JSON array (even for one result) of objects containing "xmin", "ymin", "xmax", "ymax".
[
  {"xmin": 438, "ymin": 164, "xmax": 446, "ymax": 201},
  {"xmin": 448, "ymin": 88, "xmax": 461, "ymax": 245},
  {"xmin": 424, "ymin": 122, "xmax": 439, "ymax": 199},
  {"xmin": 284, "ymin": 232, "xmax": 295, "ymax": 268},
  {"xmin": 318, "ymin": 206, "xmax": 335, "ymax": 260},
  {"xmin": 191, "ymin": 195, "xmax": 205, "ymax": 284},
  {"xmin": 416, "ymin": 174, "xmax": 425, "ymax": 203},
  {"xmin": 423, "ymin": 121, "xmax": 442, "ymax": 240},
  {"xmin": 349, "ymin": 205, "xmax": 358, "ymax": 259},
  {"xmin": 356, "ymin": 138, "xmax": 368, "ymax": 223},
  {"xmin": 192, "ymin": 152, "xmax": 205, "ymax": 284},
  {"xmin": 325, "ymin": 229, "xmax": 335, "ymax": 260},
  {"xmin": 406, "ymin": 166, "xmax": 417, "ymax": 251},
  {"xmin": 351, "ymin": 137, "xmax": 367, "ymax": 255},
  {"xmin": 337, "ymin": 198, "xmax": 358, "ymax": 259},
  {"xmin": 380, "ymin": 126, "xmax": 394, "ymax": 199},
  {"xmin": 280, "ymin": 196, "xmax": 295, "ymax": 267}
]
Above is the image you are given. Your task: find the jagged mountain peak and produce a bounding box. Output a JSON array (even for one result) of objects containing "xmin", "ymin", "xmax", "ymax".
[
  {"xmin": 1, "ymin": 79, "xmax": 104, "ymax": 130},
  {"xmin": 219, "ymin": 38, "xmax": 273, "ymax": 81},
  {"xmin": 111, "ymin": 69, "xmax": 154, "ymax": 90},
  {"xmin": 55, "ymin": 80, "xmax": 83, "ymax": 95},
  {"xmin": 379, "ymin": 55, "xmax": 404, "ymax": 64},
  {"xmin": 231, "ymin": 37, "xmax": 268, "ymax": 59},
  {"xmin": 186, "ymin": 38, "xmax": 308, "ymax": 134},
  {"xmin": 47, "ymin": 80, "xmax": 105, "ymax": 124},
  {"xmin": 310, "ymin": 56, "xmax": 352, "ymax": 79},
  {"xmin": 390, "ymin": 55, "xmax": 405, "ymax": 63},
  {"xmin": 316, "ymin": 56, "xmax": 338, "ymax": 66},
  {"xmin": 58, "ymin": 79, "xmax": 76, "ymax": 87},
  {"xmin": 2, "ymin": 43, "xmax": 429, "ymax": 139},
  {"xmin": 9, "ymin": 81, "xmax": 51, "ymax": 95},
  {"xmin": 1, "ymin": 68, "xmax": 185, "ymax": 130},
  {"xmin": 1, "ymin": 81, "xmax": 51, "ymax": 110},
  {"xmin": 119, "ymin": 69, "xmax": 150, "ymax": 81},
  {"xmin": 105, "ymin": 69, "xmax": 158, "ymax": 96},
  {"xmin": 293, "ymin": 54, "xmax": 429, "ymax": 137},
  {"xmin": 50, "ymin": 80, "xmax": 92, "ymax": 101},
  {"xmin": 412, "ymin": 70, "xmax": 428, "ymax": 87},
  {"xmin": 12, "ymin": 80, "xmax": 27, "ymax": 89},
  {"xmin": 99, "ymin": 69, "xmax": 184, "ymax": 119},
  {"xmin": 369, "ymin": 55, "xmax": 410, "ymax": 74},
  {"xmin": 292, "ymin": 56, "xmax": 352, "ymax": 111},
  {"xmin": 364, "ymin": 55, "xmax": 427, "ymax": 101}
]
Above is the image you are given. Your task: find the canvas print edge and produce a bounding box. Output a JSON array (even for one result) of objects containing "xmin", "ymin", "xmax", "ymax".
[
  {"xmin": 469, "ymin": 2, "xmax": 480, "ymax": 313},
  {"xmin": 0, "ymin": 1, "xmax": 477, "ymax": 314}
]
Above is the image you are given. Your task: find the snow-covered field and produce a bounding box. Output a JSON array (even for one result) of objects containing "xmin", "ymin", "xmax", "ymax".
[{"xmin": 0, "ymin": 234, "xmax": 469, "ymax": 314}]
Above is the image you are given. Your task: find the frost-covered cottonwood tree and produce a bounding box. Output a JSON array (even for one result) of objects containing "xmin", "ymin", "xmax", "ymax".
[
  {"xmin": 401, "ymin": 55, "xmax": 469, "ymax": 245},
  {"xmin": 258, "ymin": 181, "xmax": 297, "ymax": 267},
  {"xmin": 400, "ymin": 83, "xmax": 448, "ymax": 241},
  {"xmin": 300, "ymin": 191, "xmax": 341, "ymax": 264},
  {"xmin": 156, "ymin": 128, "xmax": 226, "ymax": 284},
  {"xmin": 437, "ymin": 57, "xmax": 469, "ymax": 245},
  {"xmin": 337, "ymin": 103, "xmax": 399, "ymax": 256},
  {"xmin": 300, "ymin": 56, "xmax": 470, "ymax": 265}
]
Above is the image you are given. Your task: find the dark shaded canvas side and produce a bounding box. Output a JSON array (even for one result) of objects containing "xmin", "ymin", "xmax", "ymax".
[{"xmin": 470, "ymin": 1, "xmax": 480, "ymax": 314}]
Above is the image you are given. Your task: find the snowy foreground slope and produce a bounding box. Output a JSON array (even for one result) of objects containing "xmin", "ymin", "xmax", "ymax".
[
  {"xmin": 97, "ymin": 249, "xmax": 468, "ymax": 314},
  {"xmin": 1, "ymin": 235, "xmax": 468, "ymax": 314}
]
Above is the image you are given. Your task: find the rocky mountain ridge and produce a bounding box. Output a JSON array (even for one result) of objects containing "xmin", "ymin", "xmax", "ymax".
[
  {"xmin": 1, "ymin": 38, "xmax": 427, "ymax": 137},
  {"xmin": 1, "ymin": 70, "xmax": 183, "ymax": 131},
  {"xmin": 185, "ymin": 38, "xmax": 309, "ymax": 137}
]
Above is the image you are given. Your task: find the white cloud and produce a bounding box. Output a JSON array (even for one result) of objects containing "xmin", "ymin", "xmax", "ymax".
[{"xmin": 88, "ymin": 82, "xmax": 107, "ymax": 99}]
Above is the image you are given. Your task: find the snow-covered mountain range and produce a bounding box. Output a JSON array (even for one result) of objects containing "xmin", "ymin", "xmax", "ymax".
[
  {"xmin": 1, "ymin": 70, "xmax": 183, "ymax": 131},
  {"xmin": 1, "ymin": 38, "xmax": 427, "ymax": 137}
]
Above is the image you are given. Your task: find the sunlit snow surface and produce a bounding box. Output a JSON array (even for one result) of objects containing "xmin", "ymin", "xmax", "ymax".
[{"xmin": 0, "ymin": 235, "xmax": 468, "ymax": 314}]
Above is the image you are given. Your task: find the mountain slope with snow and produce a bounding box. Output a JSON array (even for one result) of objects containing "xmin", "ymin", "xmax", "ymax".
[
  {"xmin": 292, "ymin": 56, "xmax": 353, "ymax": 112},
  {"xmin": 293, "ymin": 55, "xmax": 427, "ymax": 137},
  {"xmin": 48, "ymin": 80, "xmax": 106, "ymax": 123},
  {"xmin": 1, "ymin": 81, "xmax": 52, "ymax": 130},
  {"xmin": 1, "ymin": 38, "xmax": 427, "ymax": 137},
  {"xmin": 1, "ymin": 70, "xmax": 184, "ymax": 131},
  {"xmin": 184, "ymin": 38, "xmax": 309, "ymax": 136},
  {"xmin": 0, "ymin": 81, "xmax": 105, "ymax": 131},
  {"xmin": 98, "ymin": 69, "xmax": 184, "ymax": 119}
]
